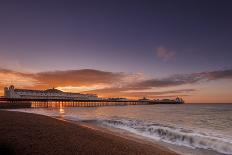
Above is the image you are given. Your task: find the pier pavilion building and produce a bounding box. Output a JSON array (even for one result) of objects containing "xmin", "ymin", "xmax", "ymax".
[{"xmin": 4, "ymin": 85, "xmax": 99, "ymax": 100}]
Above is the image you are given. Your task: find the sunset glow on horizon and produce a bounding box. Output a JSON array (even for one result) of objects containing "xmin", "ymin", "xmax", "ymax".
[{"xmin": 0, "ymin": 68, "xmax": 232, "ymax": 103}]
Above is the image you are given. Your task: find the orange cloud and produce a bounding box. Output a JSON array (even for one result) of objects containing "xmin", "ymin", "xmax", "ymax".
[
  {"xmin": 0, "ymin": 68, "xmax": 39, "ymax": 88},
  {"xmin": 33, "ymin": 69, "xmax": 127, "ymax": 87},
  {"xmin": 0, "ymin": 68, "xmax": 232, "ymax": 102}
]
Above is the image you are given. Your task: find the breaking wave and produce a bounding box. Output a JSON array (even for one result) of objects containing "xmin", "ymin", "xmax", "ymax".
[{"xmin": 96, "ymin": 119, "xmax": 232, "ymax": 154}]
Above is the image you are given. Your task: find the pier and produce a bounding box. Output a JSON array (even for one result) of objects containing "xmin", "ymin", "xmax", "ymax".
[
  {"xmin": 0, "ymin": 98, "xmax": 151, "ymax": 108},
  {"xmin": 0, "ymin": 86, "xmax": 183, "ymax": 109}
]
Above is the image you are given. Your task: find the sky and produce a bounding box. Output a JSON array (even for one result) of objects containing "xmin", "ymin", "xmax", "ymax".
[{"xmin": 0, "ymin": 0, "xmax": 232, "ymax": 103}]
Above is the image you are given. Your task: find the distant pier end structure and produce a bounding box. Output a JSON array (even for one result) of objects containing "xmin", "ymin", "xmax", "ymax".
[{"xmin": 4, "ymin": 85, "xmax": 99, "ymax": 100}]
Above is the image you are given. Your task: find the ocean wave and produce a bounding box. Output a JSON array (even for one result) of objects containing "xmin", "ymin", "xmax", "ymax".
[
  {"xmin": 9, "ymin": 109, "xmax": 232, "ymax": 154},
  {"xmin": 97, "ymin": 119, "xmax": 232, "ymax": 155}
]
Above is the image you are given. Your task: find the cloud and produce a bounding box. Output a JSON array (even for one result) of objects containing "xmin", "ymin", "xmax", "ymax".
[
  {"xmin": 33, "ymin": 69, "xmax": 127, "ymax": 87},
  {"xmin": 0, "ymin": 68, "xmax": 39, "ymax": 88},
  {"xmin": 83, "ymin": 88, "xmax": 195, "ymax": 98},
  {"xmin": 130, "ymin": 69, "xmax": 232, "ymax": 89},
  {"xmin": 0, "ymin": 68, "xmax": 232, "ymax": 99},
  {"xmin": 155, "ymin": 46, "xmax": 175, "ymax": 61},
  {"xmin": 196, "ymin": 69, "xmax": 232, "ymax": 80},
  {"xmin": 82, "ymin": 69, "xmax": 232, "ymax": 98},
  {"xmin": 0, "ymin": 68, "xmax": 141, "ymax": 92},
  {"xmin": 122, "ymin": 89, "xmax": 195, "ymax": 99}
]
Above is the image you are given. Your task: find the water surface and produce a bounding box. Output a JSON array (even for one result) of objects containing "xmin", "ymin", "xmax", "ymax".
[{"xmin": 11, "ymin": 104, "xmax": 232, "ymax": 155}]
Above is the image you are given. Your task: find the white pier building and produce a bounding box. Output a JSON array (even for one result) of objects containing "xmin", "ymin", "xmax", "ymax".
[{"xmin": 4, "ymin": 85, "xmax": 99, "ymax": 100}]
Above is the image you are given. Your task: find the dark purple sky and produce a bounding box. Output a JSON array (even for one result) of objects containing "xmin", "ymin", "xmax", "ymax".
[
  {"xmin": 1, "ymin": 0, "xmax": 231, "ymax": 74},
  {"xmin": 0, "ymin": 0, "xmax": 232, "ymax": 102}
]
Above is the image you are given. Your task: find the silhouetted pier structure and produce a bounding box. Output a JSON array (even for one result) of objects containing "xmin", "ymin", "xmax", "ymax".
[{"xmin": 0, "ymin": 98, "xmax": 151, "ymax": 108}]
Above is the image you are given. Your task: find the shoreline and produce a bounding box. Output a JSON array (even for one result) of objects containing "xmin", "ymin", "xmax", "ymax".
[
  {"xmin": 0, "ymin": 110, "xmax": 178, "ymax": 155},
  {"xmin": 55, "ymin": 117, "xmax": 180, "ymax": 154}
]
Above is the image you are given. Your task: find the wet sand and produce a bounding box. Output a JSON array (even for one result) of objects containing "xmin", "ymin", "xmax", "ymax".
[{"xmin": 0, "ymin": 110, "xmax": 178, "ymax": 155}]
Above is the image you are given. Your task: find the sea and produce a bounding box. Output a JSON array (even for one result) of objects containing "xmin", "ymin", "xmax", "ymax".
[{"xmin": 10, "ymin": 104, "xmax": 232, "ymax": 155}]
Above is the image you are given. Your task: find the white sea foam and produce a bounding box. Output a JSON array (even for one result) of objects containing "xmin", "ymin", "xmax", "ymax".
[{"xmin": 97, "ymin": 119, "xmax": 232, "ymax": 155}]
